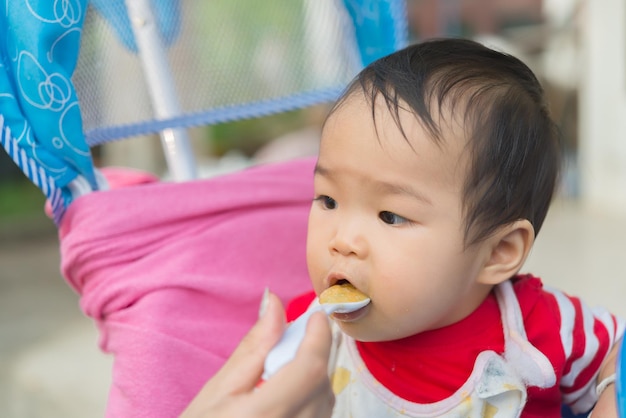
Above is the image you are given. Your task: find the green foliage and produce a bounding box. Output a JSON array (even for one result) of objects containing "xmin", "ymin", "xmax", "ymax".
[
  {"xmin": 209, "ymin": 109, "xmax": 308, "ymax": 156},
  {"xmin": 0, "ymin": 179, "xmax": 46, "ymax": 220}
]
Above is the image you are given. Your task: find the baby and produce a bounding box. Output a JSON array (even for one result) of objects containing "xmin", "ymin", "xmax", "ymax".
[{"xmin": 285, "ymin": 38, "xmax": 624, "ymax": 417}]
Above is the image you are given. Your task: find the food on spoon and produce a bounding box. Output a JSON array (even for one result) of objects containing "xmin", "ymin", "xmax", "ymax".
[{"xmin": 319, "ymin": 282, "xmax": 368, "ymax": 304}]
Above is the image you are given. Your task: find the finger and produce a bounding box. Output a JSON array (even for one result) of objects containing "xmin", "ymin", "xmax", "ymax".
[
  {"xmin": 202, "ymin": 292, "xmax": 286, "ymax": 396},
  {"xmin": 254, "ymin": 311, "xmax": 333, "ymax": 415}
]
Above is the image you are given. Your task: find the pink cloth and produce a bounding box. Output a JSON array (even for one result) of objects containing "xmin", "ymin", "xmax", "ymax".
[{"xmin": 59, "ymin": 158, "xmax": 316, "ymax": 417}]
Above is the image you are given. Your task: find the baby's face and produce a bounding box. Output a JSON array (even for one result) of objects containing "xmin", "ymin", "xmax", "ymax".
[{"xmin": 306, "ymin": 93, "xmax": 494, "ymax": 342}]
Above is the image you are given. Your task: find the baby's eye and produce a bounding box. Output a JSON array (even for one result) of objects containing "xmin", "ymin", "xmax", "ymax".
[
  {"xmin": 379, "ymin": 211, "xmax": 409, "ymax": 225},
  {"xmin": 314, "ymin": 195, "xmax": 337, "ymax": 210}
]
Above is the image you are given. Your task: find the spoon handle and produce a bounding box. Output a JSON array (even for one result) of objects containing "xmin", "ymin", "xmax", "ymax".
[{"xmin": 262, "ymin": 301, "xmax": 323, "ymax": 380}]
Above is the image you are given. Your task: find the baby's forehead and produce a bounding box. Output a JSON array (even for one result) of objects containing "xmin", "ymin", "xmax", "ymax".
[
  {"xmin": 342, "ymin": 83, "xmax": 473, "ymax": 122},
  {"xmin": 324, "ymin": 91, "xmax": 472, "ymax": 172},
  {"xmin": 327, "ymin": 89, "xmax": 472, "ymax": 150}
]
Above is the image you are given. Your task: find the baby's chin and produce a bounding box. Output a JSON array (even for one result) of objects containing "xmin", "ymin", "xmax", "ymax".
[{"xmin": 336, "ymin": 319, "xmax": 413, "ymax": 343}]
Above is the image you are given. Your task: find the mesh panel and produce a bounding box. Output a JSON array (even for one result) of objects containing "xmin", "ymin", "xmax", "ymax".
[{"xmin": 74, "ymin": 0, "xmax": 372, "ymax": 146}]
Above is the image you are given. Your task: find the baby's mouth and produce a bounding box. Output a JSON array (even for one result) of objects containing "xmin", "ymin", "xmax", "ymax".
[
  {"xmin": 321, "ymin": 281, "xmax": 371, "ymax": 323},
  {"xmin": 319, "ymin": 280, "xmax": 369, "ymax": 305}
]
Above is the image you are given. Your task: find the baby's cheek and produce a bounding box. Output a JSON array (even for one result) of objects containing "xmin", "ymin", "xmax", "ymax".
[
  {"xmin": 307, "ymin": 266, "xmax": 325, "ymax": 294},
  {"xmin": 375, "ymin": 297, "xmax": 422, "ymax": 335}
]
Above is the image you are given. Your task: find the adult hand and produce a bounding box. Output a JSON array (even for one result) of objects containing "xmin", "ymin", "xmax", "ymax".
[{"xmin": 180, "ymin": 291, "xmax": 335, "ymax": 418}]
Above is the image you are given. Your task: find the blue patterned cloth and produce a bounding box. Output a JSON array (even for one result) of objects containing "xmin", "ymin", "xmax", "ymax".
[{"xmin": 0, "ymin": 0, "xmax": 97, "ymax": 223}]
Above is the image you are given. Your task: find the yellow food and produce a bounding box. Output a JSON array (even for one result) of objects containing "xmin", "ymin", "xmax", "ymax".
[{"xmin": 319, "ymin": 283, "xmax": 368, "ymax": 304}]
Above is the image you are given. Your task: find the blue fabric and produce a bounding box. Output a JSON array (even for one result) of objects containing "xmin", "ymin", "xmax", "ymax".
[
  {"xmin": 0, "ymin": 0, "xmax": 97, "ymax": 223},
  {"xmin": 618, "ymin": 338, "xmax": 626, "ymax": 417},
  {"xmin": 342, "ymin": 0, "xmax": 407, "ymax": 66}
]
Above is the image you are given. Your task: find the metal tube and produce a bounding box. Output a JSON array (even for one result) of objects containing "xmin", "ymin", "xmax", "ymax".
[{"xmin": 124, "ymin": 0, "xmax": 197, "ymax": 181}]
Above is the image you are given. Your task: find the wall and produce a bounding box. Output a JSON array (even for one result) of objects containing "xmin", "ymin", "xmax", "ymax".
[{"xmin": 579, "ymin": 0, "xmax": 626, "ymax": 212}]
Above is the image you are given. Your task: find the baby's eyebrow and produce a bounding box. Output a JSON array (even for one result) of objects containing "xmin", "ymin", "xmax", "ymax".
[
  {"xmin": 373, "ymin": 180, "xmax": 433, "ymax": 206},
  {"xmin": 314, "ymin": 163, "xmax": 432, "ymax": 206},
  {"xmin": 313, "ymin": 163, "xmax": 340, "ymax": 184},
  {"xmin": 313, "ymin": 163, "xmax": 332, "ymax": 177}
]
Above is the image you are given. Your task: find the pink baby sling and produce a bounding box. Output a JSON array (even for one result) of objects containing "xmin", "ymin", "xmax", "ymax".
[{"xmin": 58, "ymin": 157, "xmax": 316, "ymax": 417}]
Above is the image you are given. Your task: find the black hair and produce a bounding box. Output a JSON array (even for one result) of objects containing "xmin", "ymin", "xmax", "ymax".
[{"xmin": 330, "ymin": 38, "xmax": 561, "ymax": 245}]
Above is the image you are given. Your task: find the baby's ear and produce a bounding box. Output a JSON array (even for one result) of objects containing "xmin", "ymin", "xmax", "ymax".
[{"xmin": 477, "ymin": 220, "xmax": 535, "ymax": 285}]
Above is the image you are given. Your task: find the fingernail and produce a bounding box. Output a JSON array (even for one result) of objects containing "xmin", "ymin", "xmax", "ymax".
[{"xmin": 258, "ymin": 287, "xmax": 270, "ymax": 318}]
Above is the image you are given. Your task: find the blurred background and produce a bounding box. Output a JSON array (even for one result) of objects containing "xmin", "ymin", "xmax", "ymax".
[{"xmin": 1, "ymin": 0, "xmax": 626, "ymax": 416}]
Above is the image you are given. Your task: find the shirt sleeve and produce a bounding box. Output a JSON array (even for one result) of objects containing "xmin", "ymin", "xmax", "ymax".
[{"xmin": 543, "ymin": 285, "xmax": 625, "ymax": 413}]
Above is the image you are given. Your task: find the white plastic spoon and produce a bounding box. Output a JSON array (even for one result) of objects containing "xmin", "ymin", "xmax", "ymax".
[{"xmin": 262, "ymin": 297, "xmax": 371, "ymax": 380}]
